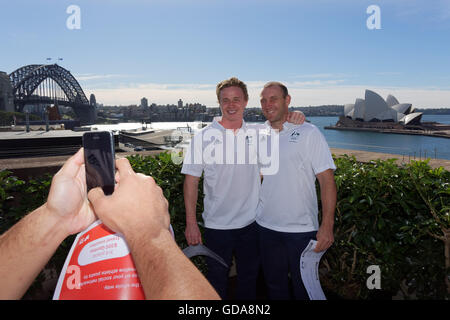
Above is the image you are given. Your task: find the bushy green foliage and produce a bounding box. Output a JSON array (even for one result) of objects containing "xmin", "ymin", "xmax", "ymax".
[
  {"xmin": 0, "ymin": 171, "xmax": 75, "ymax": 298},
  {"xmin": 0, "ymin": 170, "xmax": 26, "ymax": 233},
  {"xmin": 324, "ymin": 155, "xmax": 449, "ymax": 299},
  {"xmin": 126, "ymin": 152, "xmax": 204, "ymax": 247},
  {"xmin": 126, "ymin": 152, "xmax": 207, "ymax": 273},
  {"xmin": 0, "ymin": 110, "xmax": 41, "ymax": 124},
  {"xmin": 0, "ymin": 152, "xmax": 448, "ymax": 299}
]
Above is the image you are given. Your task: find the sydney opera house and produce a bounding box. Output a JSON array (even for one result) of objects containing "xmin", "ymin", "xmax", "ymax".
[{"xmin": 342, "ymin": 89, "xmax": 422, "ymax": 126}]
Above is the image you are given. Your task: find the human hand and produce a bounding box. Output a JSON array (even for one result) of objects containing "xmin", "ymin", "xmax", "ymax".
[
  {"xmin": 44, "ymin": 148, "xmax": 96, "ymax": 236},
  {"xmin": 287, "ymin": 111, "xmax": 306, "ymax": 125},
  {"xmin": 314, "ymin": 224, "xmax": 334, "ymax": 252},
  {"xmin": 185, "ymin": 222, "xmax": 203, "ymax": 246},
  {"xmin": 88, "ymin": 158, "xmax": 170, "ymax": 238}
]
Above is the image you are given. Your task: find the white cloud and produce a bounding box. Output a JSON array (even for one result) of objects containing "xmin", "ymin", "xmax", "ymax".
[
  {"xmin": 75, "ymin": 74, "xmax": 134, "ymax": 81},
  {"xmin": 285, "ymin": 85, "xmax": 450, "ymax": 109},
  {"xmin": 85, "ymin": 81, "xmax": 450, "ymax": 109},
  {"xmin": 383, "ymin": 0, "xmax": 450, "ymax": 24},
  {"xmin": 438, "ymin": 0, "xmax": 450, "ymax": 21},
  {"xmin": 375, "ymin": 72, "xmax": 402, "ymax": 76},
  {"xmin": 89, "ymin": 83, "xmax": 218, "ymax": 107},
  {"xmin": 290, "ymin": 73, "xmax": 353, "ymax": 79}
]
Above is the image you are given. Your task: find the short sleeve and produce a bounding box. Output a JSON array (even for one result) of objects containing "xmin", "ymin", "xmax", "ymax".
[
  {"xmin": 306, "ymin": 127, "xmax": 336, "ymax": 175},
  {"xmin": 181, "ymin": 132, "xmax": 204, "ymax": 177}
]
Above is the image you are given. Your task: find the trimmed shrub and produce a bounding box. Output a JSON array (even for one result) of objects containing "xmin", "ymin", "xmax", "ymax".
[{"xmin": 0, "ymin": 153, "xmax": 448, "ymax": 299}]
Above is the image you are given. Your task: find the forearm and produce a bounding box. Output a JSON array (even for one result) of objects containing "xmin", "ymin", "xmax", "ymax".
[
  {"xmin": 319, "ymin": 179, "xmax": 337, "ymax": 228},
  {"xmin": 125, "ymin": 227, "xmax": 220, "ymax": 300},
  {"xmin": 0, "ymin": 204, "xmax": 68, "ymax": 299},
  {"xmin": 184, "ymin": 177, "xmax": 199, "ymax": 224},
  {"xmin": 317, "ymin": 170, "xmax": 337, "ymax": 228}
]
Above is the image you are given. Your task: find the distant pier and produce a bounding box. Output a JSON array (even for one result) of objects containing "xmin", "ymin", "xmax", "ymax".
[
  {"xmin": 326, "ymin": 116, "xmax": 450, "ymax": 139},
  {"xmin": 325, "ymin": 125, "xmax": 450, "ymax": 139},
  {"xmin": 2, "ymin": 148, "xmax": 449, "ymax": 181}
]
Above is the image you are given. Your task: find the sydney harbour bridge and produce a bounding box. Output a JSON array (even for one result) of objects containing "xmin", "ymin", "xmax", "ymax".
[{"xmin": 2, "ymin": 64, "xmax": 95, "ymax": 125}]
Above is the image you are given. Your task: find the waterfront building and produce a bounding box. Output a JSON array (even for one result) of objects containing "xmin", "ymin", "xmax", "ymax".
[
  {"xmin": 344, "ymin": 90, "xmax": 422, "ymax": 125},
  {"xmin": 90, "ymin": 94, "xmax": 97, "ymax": 107},
  {"xmin": 141, "ymin": 97, "xmax": 148, "ymax": 109},
  {"xmin": 0, "ymin": 71, "xmax": 14, "ymax": 112}
]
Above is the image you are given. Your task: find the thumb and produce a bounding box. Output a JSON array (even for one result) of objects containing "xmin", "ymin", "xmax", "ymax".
[{"xmin": 88, "ymin": 187, "xmax": 107, "ymax": 213}]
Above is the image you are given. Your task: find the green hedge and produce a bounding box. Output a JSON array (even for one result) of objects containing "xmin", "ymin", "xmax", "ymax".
[
  {"xmin": 324, "ymin": 156, "xmax": 449, "ymax": 299},
  {"xmin": 0, "ymin": 152, "xmax": 449, "ymax": 299},
  {"xmin": 0, "ymin": 110, "xmax": 42, "ymax": 124}
]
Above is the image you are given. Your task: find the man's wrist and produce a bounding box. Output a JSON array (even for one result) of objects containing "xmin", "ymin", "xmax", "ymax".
[
  {"xmin": 186, "ymin": 214, "xmax": 198, "ymax": 225},
  {"xmin": 125, "ymin": 226, "xmax": 172, "ymax": 257},
  {"xmin": 30, "ymin": 203, "xmax": 69, "ymax": 247},
  {"xmin": 320, "ymin": 219, "xmax": 334, "ymax": 230},
  {"xmin": 122, "ymin": 220, "xmax": 168, "ymax": 243}
]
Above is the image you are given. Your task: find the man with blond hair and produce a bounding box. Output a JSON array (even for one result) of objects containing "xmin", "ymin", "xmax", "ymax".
[{"xmin": 182, "ymin": 77, "xmax": 304, "ymax": 299}]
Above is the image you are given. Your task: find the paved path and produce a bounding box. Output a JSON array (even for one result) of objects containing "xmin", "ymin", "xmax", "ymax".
[
  {"xmin": 330, "ymin": 148, "xmax": 450, "ymax": 170},
  {"xmin": 1, "ymin": 148, "xmax": 449, "ymax": 171}
]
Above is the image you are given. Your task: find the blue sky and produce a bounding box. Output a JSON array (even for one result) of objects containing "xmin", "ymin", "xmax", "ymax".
[{"xmin": 1, "ymin": 0, "xmax": 450, "ymax": 108}]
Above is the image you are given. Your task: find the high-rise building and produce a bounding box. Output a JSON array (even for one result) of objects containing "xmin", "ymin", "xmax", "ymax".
[
  {"xmin": 178, "ymin": 98, "xmax": 183, "ymax": 109},
  {"xmin": 141, "ymin": 97, "xmax": 148, "ymax": 109},
  {"xmin": 0, "ymin": 71, "xmax": 14, "ymax": 112},
  {"xmin": 90, "ymin": 93, "xmax": 97, "ymax": 107}
]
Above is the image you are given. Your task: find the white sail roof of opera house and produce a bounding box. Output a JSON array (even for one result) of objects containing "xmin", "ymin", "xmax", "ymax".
[
  {"xmin": 344, "ymin": 89, "xmax": 421, "ymax": 124},
  {"xmin": 353, "ymin": 98, "xmax": 365, "ymax": 120},
  {"xmin": 377, "ymin": 109, "xmax": 402, "ymax": 122},
  {"xmin": 363, "ymin": 90, "xmax": 390, "ymax": 121},
  {"xmin": 386, "ymin": 94, "xmax": 400, "ymax": 107},
  {"xmin": 391, "ymin": 103, "xmax": 412, "ymax": 114},
  {"xmin": 344, "ymin": 103, "xmax": 355, "ymax": 116},
  {"xmin": 399, "ymin": 112, "xmax": 423, "ymax": 125}
]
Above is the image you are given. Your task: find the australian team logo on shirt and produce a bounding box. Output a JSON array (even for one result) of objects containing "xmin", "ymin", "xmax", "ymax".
[
  {"xmin": 245, "ymin": 135, "xmax": 253, "ymax": 145},
  {"xmin": 289, "ymin": 130, "xmax": 300, "ymax": 143}
]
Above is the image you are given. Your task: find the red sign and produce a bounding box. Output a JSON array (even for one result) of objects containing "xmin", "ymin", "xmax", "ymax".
[{"xmin": 53, "ymin": 220, "xmax": 145, "ymax": 300}]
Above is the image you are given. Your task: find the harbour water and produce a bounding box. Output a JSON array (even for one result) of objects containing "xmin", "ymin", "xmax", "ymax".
[
  {"xmin": 88, "ymin": 114, "xmax": 450, "ymax": 160},
  {"xmin": 310, "ymin": 115, "xmax": 450, "ymax": 161}
]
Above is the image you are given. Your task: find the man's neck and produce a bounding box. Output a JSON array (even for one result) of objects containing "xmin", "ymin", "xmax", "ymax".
[
  {"xmin": 269, "ymin": 116, "xmax": 287, "ymax": 131},
  {"xmin": 219, "ymin": 119, "xmax": 243, "ymax": 131}
]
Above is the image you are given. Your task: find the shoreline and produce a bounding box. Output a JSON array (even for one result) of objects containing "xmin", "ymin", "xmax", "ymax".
[
  {"xmin": 325, "ymin": 125, "xmax": 450, "ymax": 139},
  {"xmin": 329, "ymin": 148, "xmax": 450, "ymax": 170},
  {"xmin": 1, "ymin": 148, "xmax": 449, "ymax": 178}
]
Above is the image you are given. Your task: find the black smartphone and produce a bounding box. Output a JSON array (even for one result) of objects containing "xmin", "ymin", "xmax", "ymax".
[{"xmin": 83, "ymin": 131, "xmax": 115, "ymax": 195}]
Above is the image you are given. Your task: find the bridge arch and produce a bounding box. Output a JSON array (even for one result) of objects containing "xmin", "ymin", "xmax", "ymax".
[{"xmin": 9, "ymin": 64, "xmax": 95, "ymax": 124}]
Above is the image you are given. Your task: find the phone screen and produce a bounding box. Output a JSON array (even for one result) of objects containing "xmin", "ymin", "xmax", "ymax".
[{"xmin": 83, "ymin": 131, "xmax": 115, "ymax": 195}]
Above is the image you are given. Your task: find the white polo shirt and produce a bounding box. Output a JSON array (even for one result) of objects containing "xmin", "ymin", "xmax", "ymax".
[
  {"xmin": 256, "ymin": 121, "xmax": 336, "ymax": 233},
  {"xmin": 181, "ymin": 118, "xmax": 260, "ymax": 230}
]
